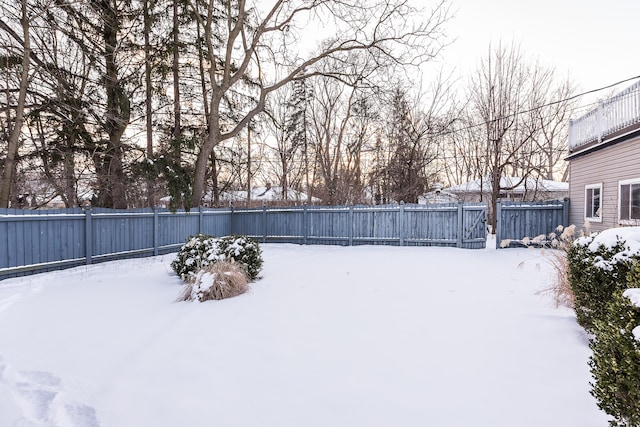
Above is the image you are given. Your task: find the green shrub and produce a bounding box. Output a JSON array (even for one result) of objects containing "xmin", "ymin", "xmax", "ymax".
[
  {"xmin": 217, "ymin": 235, "xmax": 263, "ymax": 280},
  {"xmin": 589, "ymin": 263, "xmax": 640, "ymax": 427},
  {"xmin": 568, "ymin": 235, "xmax": 635, "ymax": 334},
  {"xmin": 170, "ymin": 234, "xmax": 222, "ymax": 279},
  {"xmin": 171, "ymin": 234, "xmax": 263, "ymax": 281}
]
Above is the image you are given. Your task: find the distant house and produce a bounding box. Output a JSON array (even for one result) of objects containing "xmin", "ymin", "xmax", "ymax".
[
  {"xmin": 218, "ymin": 184, "xmax": 320, "ymax": 206},
  {"xmin": 445, "ymin": 176, "xmax": 569, "ymax": 203},
  {"xmin": 158, "ymin": 184, "xmax": 320, "ymax": 209},
  {"xmin": 566, "ymin": 80, "xmax": 640, "ymax": 232},
  {"xmin": 417, "ymin": 183, "xmax": 459, "ymax": 204}
]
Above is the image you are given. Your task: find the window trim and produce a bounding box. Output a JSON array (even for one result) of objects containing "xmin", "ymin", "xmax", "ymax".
[
  {"xmin": 585, "ymin": 183, "xmax": 603, "ymax": 222},
  {"xmin": 618, "ymin": 178, "xmax": 640, "ymax": 225}
]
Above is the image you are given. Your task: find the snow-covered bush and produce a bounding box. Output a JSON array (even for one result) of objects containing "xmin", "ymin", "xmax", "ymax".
[
  {"xmin": 569, "ymin": 229, "xmax": 640, "ymax": 333},
  {"xmin": 171, "ymin": 234, "xmax": 223, "ymax": 279},
  {"xmin": 589, "ymin": 262, "xmax": 640, "ymax": 427},
  {"xmin": 171, "ymin": 234, "xmax": 263, "ymax": 281},
  {"xmin": 217, "ymin": 235, "xmax": 263, "ymax": 280},
  {"xmin": 179, "ymin": 261, "xmax": 249, "ymax": 302}
]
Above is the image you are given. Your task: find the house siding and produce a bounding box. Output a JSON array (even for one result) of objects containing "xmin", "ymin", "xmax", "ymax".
[{"xmin": 568, "ymin": 135, "xmax": 640, "ymax": 232}]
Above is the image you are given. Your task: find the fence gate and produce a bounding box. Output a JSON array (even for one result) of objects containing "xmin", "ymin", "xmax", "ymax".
[{"xmin": 461, "ymin": 205, "xmax": 487, "ymax": 249}]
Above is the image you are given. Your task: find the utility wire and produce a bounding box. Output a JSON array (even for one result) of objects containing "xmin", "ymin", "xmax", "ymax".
[{"xmin": 430, "ymin": 75, "xmax": 640, "ymax": 138}]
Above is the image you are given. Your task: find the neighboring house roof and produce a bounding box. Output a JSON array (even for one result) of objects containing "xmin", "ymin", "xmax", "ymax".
[
  {"xmin": 159, "ymin": 186, "xmax": 320, "ymax": 206},
  {"xmin": 446, "ymin": 176, "xmax": 568, "ymax": 194},
  {"xmin": 417, "ymin": 190, "xmax": 459, "ymax": 204},
  {"xmin": 218, "ymin": 186, "xmax": 321, "ymax": 203}
]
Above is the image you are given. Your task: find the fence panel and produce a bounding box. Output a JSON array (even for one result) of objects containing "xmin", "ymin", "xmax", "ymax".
[
  {"xmin": 200, "ymin": 209, "xmax": 234, "ymax": 240},
  {"xmin": 306, "ymin": 207, "xmax": 351, "ymax": 245},
  {"xmin": 230, "ymin": 207, "xmax": 266, "ymax": 239},
  {"xmin": 495, "ymin": 198, "xmax": 569, "ymax": 248},
  {"xmin": 0, "ymin": 208, "xmax": 86, "ymax": 274},
  {"xmin": 264, "ymin": 207, "xmax": 305, "ymax": 243},
  {"xmin": 352, "ymin": 205, "xmax": 399, "ymax": 245},
  {"xmin": 91, "ymin": 211, "xmax": 155, "ymax": 261},
  {"xmin": 1, "ymin": 203, "xmax": 494, "ymax": 279},
  {"xmin": 404, "ymin": 204, "xmax": 457, "ymax": 246},
  {"xmin": 158, "ymin": 209, "xmax": 200, "ymax": 252}
]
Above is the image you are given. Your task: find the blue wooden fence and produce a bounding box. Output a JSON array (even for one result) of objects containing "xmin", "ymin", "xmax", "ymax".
[
  {"xmin": 0, "ymin": 203, "xmax": 486, "ymax": 279},
  {"xmin": 495, "ymin": 198, "xmax": 570, "ymax": 248}
]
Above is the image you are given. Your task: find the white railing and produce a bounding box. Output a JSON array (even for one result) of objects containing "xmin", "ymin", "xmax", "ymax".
[{"xmin": 568, "ymin": 80, "xmax": 640, "ymax": 152}]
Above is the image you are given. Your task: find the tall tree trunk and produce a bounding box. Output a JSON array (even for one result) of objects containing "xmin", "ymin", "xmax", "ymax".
[
  {"xmin": 247, "ymin": 125, "xmax": 251, "ymax": 207},
  {"xmin": 0, "ymin": 0, "xmax": 29, "ymax": 208},
  {"xmin": 196, "ymin": 17, "xmax": 219, "ymax": 206},
  {"xmin": 144, "ymin": 0, "xmax": 155, "ymax": 206},
  {"xmin": 172, "ymin": 0, "xmax": 181, "ymax": 146},
  {"xmin": 100, "ymin": 0, "xmax": 130, "ymax": 208},
  {"xmin": 192, "ymin": 133, "xmax": 216, "ymax": 206}
]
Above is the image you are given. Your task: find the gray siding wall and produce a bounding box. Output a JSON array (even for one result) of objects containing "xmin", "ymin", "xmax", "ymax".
[{"xmin": 568, "ymin": 136, "xmax": 640, "ymax": 232}]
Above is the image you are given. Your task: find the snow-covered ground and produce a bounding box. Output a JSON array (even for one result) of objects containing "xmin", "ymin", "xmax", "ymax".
[{"xmin": 0, "ymin": 240, "xmax": 608, "ymax": 426}]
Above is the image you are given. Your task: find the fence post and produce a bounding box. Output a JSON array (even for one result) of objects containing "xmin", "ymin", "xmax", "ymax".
[
  {"xmin": 153, "ymin": 207, "xmax": 159, "ymax": 256},
  {"xmin": 84, "ymin": 207, "xmax": 92, "ymax": 265},
  {"xmin": 562, "ymin": 197, "xmax": 570, "ymax": 227},
  {"xmin": 456, "ymin": 201, "xmax": 463, "ymax": 248},
  {"xmin": 262, "ymin": 203, "xmax": 267, "ymax": 243},
  {"xmin": 495, "ymin": 199, "xmax": 502, "ymax": 249},
  {"xmin": 303, "ymin": 203, "xmax": 308, "ymax": 245},
  {"xmin": 399, "ymin": 202, "xmax": 405, "ymax": 246},
  {"xmin": 198, "ymin": 206, "xmax": 203, "ymax": 234},
  {"xmin": 348, "ymin": 204, "xmax": 354, "ymax": 246}
]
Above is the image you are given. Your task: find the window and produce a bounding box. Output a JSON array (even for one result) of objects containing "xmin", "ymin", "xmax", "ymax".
[
  {"xmin": 585, "ymin": 183, "xmax": 602, "ymax": 222},
  {"xmin": 619, "ymin": 178, "xmax": 640, "ymax": 224}
]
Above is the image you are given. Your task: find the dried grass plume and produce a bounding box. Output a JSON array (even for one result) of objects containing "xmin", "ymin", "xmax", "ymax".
[{"xmin": 179, "ymin": 261, "xmax": 249, "ymax": 302}]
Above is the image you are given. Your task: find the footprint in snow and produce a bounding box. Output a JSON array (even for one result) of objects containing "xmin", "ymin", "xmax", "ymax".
[{"xmin": 0, "ymin": 355, "xmax": 100, "ymax": 427}]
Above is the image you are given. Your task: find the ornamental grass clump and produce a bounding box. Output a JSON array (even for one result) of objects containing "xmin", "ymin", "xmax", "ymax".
[
  {"xmin": 503, "ymin": 224, "xmax": 578, "ymax": 308},
  {"xmin": 172, "ymin": 234, "xmax": 263, "ymax": 301},
  {"xmin": 179, "ymin": 261, "xmax": 249, "ymax": 302}
]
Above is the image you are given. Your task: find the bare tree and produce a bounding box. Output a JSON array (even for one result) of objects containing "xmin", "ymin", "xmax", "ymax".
[
  {"xmin": 452, "ymin": 42, "xmax": 575, "ymax": 229},
  {"xmin": 261, "ymin": 82, "xmax": 309, "ymax": 201},
  {"xmin": 379, "ymin": 86, "xmax": 443, "ymax": 203},
  {"xmin": 306, "ymin": 74, "xmax": 357, "ymax": 204},
  {"xmin": 0, "ymin": 0, "xmax": 31, "ymax": 208},
  {"xmin": 186, "ymin": 0, "xmax": 450, "ymax": 206}
]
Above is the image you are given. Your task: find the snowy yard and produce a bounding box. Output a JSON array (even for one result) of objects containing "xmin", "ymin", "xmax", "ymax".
[{"xmin": 0, "ymin": 241, "xmax": 608, "ymax": 426}]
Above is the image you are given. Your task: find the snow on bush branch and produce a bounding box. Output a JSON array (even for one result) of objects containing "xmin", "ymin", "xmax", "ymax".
[
  {"xmin": 171, "ymin": 234, "xmax": 263, "ymax": 281},
  {"xmin": 574, "ymin": 226, "xmax": 640, "ymax": 270}
]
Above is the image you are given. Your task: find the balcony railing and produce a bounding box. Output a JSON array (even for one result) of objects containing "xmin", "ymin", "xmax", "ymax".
[{"xmin": 568, "ymin": 80, "xmax": 640, "ymax": 152}]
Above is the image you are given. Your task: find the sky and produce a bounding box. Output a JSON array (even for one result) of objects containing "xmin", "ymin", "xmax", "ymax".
[{"xmin": 439, "ymin": 0, "xmax": 640, "ymax": 114}]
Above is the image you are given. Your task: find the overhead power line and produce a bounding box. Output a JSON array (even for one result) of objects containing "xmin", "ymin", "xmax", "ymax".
[{"xmin": 432, "ymin": 75, "xmax": 640, "ymax": 138}]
